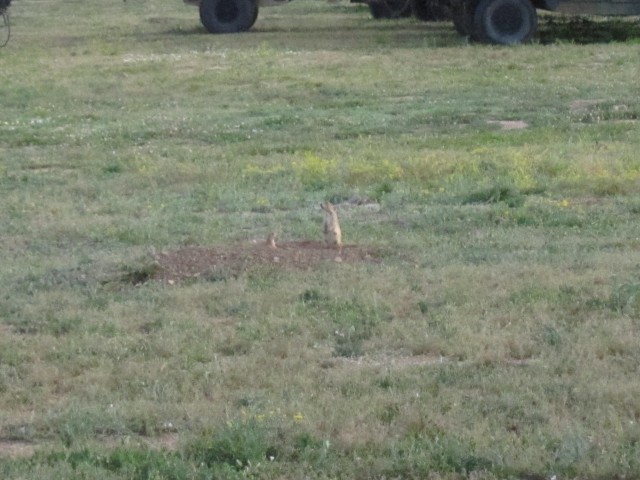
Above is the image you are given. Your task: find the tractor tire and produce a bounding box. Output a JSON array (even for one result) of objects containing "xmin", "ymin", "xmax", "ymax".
[
  {"xmin": 199, "ymin": 0, "xmax": 259, "ymax": 33},
  {"xmin": 369, "ymin": 0, "xmax": 412, "ymax": 19},
  {"xmin": 472, "ymin": 0, "xmax": 537, "ymax": 44},
  {"xmin": 411, "ymin": 0, "xmax": 451, "ymax": 21}
]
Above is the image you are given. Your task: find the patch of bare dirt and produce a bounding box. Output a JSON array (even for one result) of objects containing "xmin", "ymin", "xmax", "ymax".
[
  {"xmin": 569, "ymin": 98, "xmax": 606, "ymax": 113},
  {"xmin": 487, "ymin": 120, "xmax": 529, "ymax": 130},
  {"xmin": 0, "ymin": 439, "xmax": 37, "ymax": 459},
  {"xmin": 97, "ymin": 432, "xmax": 180, "ymax": 452},
  {"xmin": 0, "ymin": 433, "xmax": 181, "ymax": 460},
  {"xmin": 323, "ymin": 353, "xmax": 541, "ymax": 370},
  {"xmin": 328, "ymin": 354, "xmax": 451, "ymax": 369},
  {"xmin": 150, "ymin": 432, "xmax": 179, "ymax": 451},
  {"xmin": 152, "ymin": 241, "xmax": 383, "ymax": 284}
]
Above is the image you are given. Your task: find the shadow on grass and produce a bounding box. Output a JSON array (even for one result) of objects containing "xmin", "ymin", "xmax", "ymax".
[
  {"xmin": 152, "ymin": 20, "xmax": 460, "ymax": 49},
  {"xmin": 159, "ymin": 13, "xmax": 640, "ymax": 47},
  {"xmin": 538, "ymin": 15, "xmax": 640, "ymax": 44},
  {"xmin": 160, "ymin": 15, "xmax": 640, "ymax": 49}
]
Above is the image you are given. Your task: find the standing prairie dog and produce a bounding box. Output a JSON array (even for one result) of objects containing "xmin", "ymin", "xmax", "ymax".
[
  {"xmin": 321, "ymin": 202, "xmax": 342, "ymax": 249},
  {"xmin": 266, "ymin": 232, "xmax": 277, "ymax": 249}
]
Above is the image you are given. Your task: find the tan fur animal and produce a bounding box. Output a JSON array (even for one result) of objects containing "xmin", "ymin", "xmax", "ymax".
[
  {"xmin": 321, "ymin": 202, "xmax": 342, "ymax": 250},
  {"xmin": 266, "ymin": 232, "xmax": 277, "ymax": 249}
]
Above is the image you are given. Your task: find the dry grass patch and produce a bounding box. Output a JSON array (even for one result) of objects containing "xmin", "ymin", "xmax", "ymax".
[{"xmin": 3, "ymin": 0, "xmax": 640, "ymax": 478}]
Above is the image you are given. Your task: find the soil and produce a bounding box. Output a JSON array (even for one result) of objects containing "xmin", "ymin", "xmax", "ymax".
[
  {"xmin": 152, "ymin": 240, "xmax": 383, "ymax": 284},
  {"xmin": 0, "ymin": 439, "xmax": 37, "ymax": 459},
  {"xmin": 569, "ymin": 98, "xmax": 605, "ymax": 113},
  {"xmin": 487, "ymin": 120, "xmax": 529, "ymax": 130},
  {"xmin": 0, "ymin": 434, "xmax": 179, "ymax": 459}
]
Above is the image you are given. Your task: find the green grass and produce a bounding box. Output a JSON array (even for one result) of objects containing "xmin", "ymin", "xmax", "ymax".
[{"xmin": 2, "ymin": 1, "xmax": 640, "ymax": 478}]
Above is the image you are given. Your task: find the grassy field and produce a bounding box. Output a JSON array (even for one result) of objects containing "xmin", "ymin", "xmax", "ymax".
[{"xmin": 1, "ymin": 0, "xmax": 640, "ymax": 478}]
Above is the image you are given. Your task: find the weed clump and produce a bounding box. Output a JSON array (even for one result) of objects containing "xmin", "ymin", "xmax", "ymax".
[
  {"xmin": 298, "ymin": 290, "xmax": 392, "ymax": 358},
  {"xmin": 119, "ymin": 263, "xmax": 160, "ymax": 286},
  {"xmin": 608, "ymin": 280, "xmax": 640, "ymax": 315},
  {"xmin": 463, "ymin": 185, "xmax": 524, "ymax": 208},
  {"xmin": 380, "ymin": 434, "xmax": 493, "ymax": 477},
  {"xmin": 187, "ymin": 420, "xmax": 269, "ymax": 470}
]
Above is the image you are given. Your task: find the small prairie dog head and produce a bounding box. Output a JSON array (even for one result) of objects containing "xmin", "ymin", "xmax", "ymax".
[{"xmin": 320, "ymin": 202, "xmax": 337, "ymax": 215}]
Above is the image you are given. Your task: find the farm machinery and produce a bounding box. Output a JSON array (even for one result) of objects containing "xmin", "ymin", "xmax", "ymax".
[
  {"xmin": 449, "ymin": 0, "xmax": 640, "ymax": 44},
  {"xmin": 185, "ymin": 0, "xmax": 451, "ymax": 34},
  {"xmin": 185, "ymin": 0, "xmax": 640, "ymax": 44}
]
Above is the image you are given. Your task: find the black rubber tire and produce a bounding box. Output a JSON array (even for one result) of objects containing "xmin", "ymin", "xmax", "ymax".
[
  {"xmin": 199, "ymin": 0, "xmax": 259, "ymax": 33},
  {"xmin": 369, "ymin": 0, "xmax": 412, "ymax": 19},
  {"xmin": 472, "ymin": 0, "xmax": 537, "ymax": 44},
  {"xmin": 411, "ymin": 0, "xmax": 451, "ymax": 22}
]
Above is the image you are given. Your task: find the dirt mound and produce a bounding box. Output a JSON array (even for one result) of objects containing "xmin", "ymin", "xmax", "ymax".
[{"xmin": 152, "ymin": 241, "xmax": 382, "ymax": 284}]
